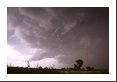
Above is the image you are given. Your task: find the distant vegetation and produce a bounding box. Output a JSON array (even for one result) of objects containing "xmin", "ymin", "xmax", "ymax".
[{"xmin": 7, "ymin": 59, "xmax": 109, "ymax": 74}]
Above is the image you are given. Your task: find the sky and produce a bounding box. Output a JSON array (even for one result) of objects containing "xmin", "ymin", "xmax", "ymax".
[{"xmin": 7, "ymin": 7, "xmax": 109, "ymax": 69}]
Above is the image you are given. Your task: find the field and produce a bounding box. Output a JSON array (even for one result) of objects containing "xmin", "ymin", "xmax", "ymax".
[{"xmin": 7, "ymin": 67, "xmax": 109, "ymax": 74}]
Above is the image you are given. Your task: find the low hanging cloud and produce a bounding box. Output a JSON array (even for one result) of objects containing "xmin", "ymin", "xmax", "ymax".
[{"xmin": 7, "ymin": 7, "xmax": 109, "ymax": 69}]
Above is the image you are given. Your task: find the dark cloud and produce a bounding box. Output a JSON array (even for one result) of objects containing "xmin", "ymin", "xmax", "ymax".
[{"xmin": 7, "ymin": 7, "xmax": 109, "ymax": 69}]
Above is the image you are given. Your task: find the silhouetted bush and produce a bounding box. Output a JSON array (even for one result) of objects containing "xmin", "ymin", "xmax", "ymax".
[{"xmin": 86, "ymin": 66, "xmax": 94, "ymax": 71}]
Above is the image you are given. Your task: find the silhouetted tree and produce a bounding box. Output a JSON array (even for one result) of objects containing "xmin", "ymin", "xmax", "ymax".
[
  {"xmin": 74, "ymin": 59, "xmax": 83, "ymax": 70},
  {"xmin": 74, "ymin": 64, "xmax": 78, "ymax": 69},
  {"xmin": 39, "ymin": 66, "xmax": 42, "ymax": 69},
  {"xmin": 27, "ymin": 61, "xmax": 30, "ymax": 68},
  {"xmin": 36, "ymin": 63, "xmax": 39, "ymax": 68},
  {"xmin": 8, "ymin": 64, "xmax": 12, "ymax": 67}
]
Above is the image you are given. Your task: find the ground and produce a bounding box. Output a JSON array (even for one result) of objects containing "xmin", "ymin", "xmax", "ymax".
[{"xmin": 7, "ymin": 67, "xmax": 109, "ymax": 74}]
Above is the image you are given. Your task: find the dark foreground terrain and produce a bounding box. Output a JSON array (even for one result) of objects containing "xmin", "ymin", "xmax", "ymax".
[{"xmin": 7, "ymin": 67, "xmax": 109, "ymax": 74}]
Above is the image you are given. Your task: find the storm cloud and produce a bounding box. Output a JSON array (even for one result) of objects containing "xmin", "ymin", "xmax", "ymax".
[{"xmin": 7, "ymin": 7, "xmax": 109, "ymax": 69}]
